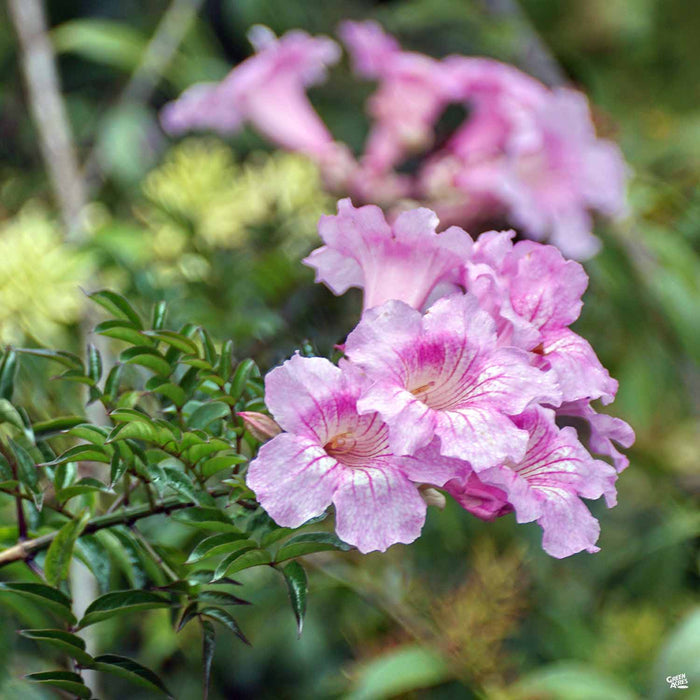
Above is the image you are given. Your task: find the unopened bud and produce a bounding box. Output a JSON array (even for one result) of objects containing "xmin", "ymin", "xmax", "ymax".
[
  {"xmin": 419, "ymin": 486, "xmax": 446, "ymax": 510},
  {"xmin": 237, "ymin": 411, "xmax": 282, "ymax": 442}
]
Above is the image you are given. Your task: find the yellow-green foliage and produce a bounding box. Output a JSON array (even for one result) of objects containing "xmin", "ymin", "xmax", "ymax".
[
  {"xmin": 0, "ymin": 206, "xmax": 91, "ymax": 344},
  {"xmin": 140, "ymin": 138, "xmax": 331, "ymax": 258},
  {"xmin": 431, "ymin": 539, "xmax": 527, "ymax": 687}
]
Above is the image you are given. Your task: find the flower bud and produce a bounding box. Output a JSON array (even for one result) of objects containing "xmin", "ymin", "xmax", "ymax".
[
  {"xmin": 237, "ymin": 411, "xmax": 282, "ymax": 442},
  {"xmin": 419, "ymin": 486, "xmax": 446, "ymax": 510}
]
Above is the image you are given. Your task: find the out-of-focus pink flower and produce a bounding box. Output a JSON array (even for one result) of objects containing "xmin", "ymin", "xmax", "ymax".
[
  {"xmin": 340, "ymin": 20, "xmax": 457, "ymax": 174},
  {"xmin": 435, "ymin": 60, "xmax": 627, "ymax": 259},
  {"xmin": 345, "ymin": 294, "xmax": 560, "ymax": 469},
  {"xmin": 303, "ymin": 198, "xmax": 473, "ymax": 311},
  {"xmin": 246, "ymin": 354, "xmax": 457, "ymax": 553},
  {"xmin": 557, "ymin": 399, "xmax": 635, "ymax": 473},
  {"xmin": 161, "ymin": 27, "xmax": 341, "ymax": 158},
  {"xmin": 450, "ymin": 407, "xmax": 618, "ymax": 558}
]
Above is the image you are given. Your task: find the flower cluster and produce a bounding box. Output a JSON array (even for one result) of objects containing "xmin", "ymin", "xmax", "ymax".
[
  {"xmin": 247, "ymin": 200, "xmax": 634, "ymax": 557},
  {"xmin": 161, "ymin": 22, "xmax": 627, "ymax": 259}
]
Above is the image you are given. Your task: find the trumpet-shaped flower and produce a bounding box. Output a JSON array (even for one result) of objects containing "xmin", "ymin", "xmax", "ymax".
[
  {"xmin": 447, "ymin": 407, "xmax": 618, "ymax": 557},
  {"xmin": 557, "ymin": 399, "xmax": 635, "ymax": 473},
  {"xmin": 161, "ymin": 27, "xmax": 341, "ymax": 158},
  {"xmin": 303, "ymin": 198, "xmax": 473, "ymax": 311},
  {"xmin": 345, "ymin": 294, "xmax": 560, "ymax": 469},
  {"xmin": 340, "ymin": 20, "xmax": 457, "ymax": 174},
  {"xmin": 463, "ymin": 235, "xmax": 618, "ymax": 404},
  {"xmin": 246, "ymin": 355, "xmax": 458, "ymax": 553}
]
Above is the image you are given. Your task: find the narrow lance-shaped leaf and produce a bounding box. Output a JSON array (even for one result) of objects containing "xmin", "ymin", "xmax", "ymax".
[
  {"xmin": 0, "ymin": 349, "xmax": 18, "ymax": 400},
  {"xmin": 200, "ymin": 606, "xmax": 250, "ymax": 646},
  {"xmin": 19, "ymin": 629, "xmax": 94, "ymax": 667},
  {"xmin": 87, "ymin": 343, "xmax": 102, "ymax": 384},
  {"xmin": 151, "ymin": 300, "xmax": 168, "ymax": 330},
  {"xmin": 78, "ymin": 589, "xmax": 171, "ymax": 628},
  {"xmin": 282, "ymin": 561, "xmax": 308, "ymax": 637},
  {"xmin": 92, "ymin": 654, "xmax": 173, "ymax": 697},
  {"xmin": 25, "ymin": 671, "xmax": 91, "ymax": 699},
  {"xmin": 0, "ymin": 582, "xmax": 76, "ymax": 623},
  {"xmin": 89, "ymin": 290, "xmax": 143, "ymax": 328},
  {"xmin": 201, "ymin": 619, "xmax": 215, "ymax": 700},
  {"xmin": 45, "ymin": 511, "xmax": 90, "ymax": 587}
]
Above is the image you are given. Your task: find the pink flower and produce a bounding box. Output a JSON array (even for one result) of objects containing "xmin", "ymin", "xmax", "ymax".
[
  {"xmin": 444, "ymin": 472, "xmax": 512, "ymax": 521},
  {"xmin": 246, "ymin": 354, "xmax": 456, "ymax": 553},
  {"xmin": 557, "ymin": 399, "xmax": 635, "ymax": 473},
  {"xmin": 463, "ymin": 235, "xmax": 618, "ymax": 404},
  {"xmin": 161, "ymin": 27, "xmax": 341, "ymax": 158},
  {"xmin": 303, "ymin": 198, "xmax": 473, "ymax": 311},
  {"xmin": 447, "ymin": 407, "xmax": 618, "ymax": 558},
  {"xmin": 345, "ymin": 294, "xmax": 561, "ymax": 469},
  {"xmin": 432, "ymin": 59, "xmax": 627, "ymax": 259},
  {"xmin": 340, "ymin": 20, "xmax": 457, "ymax": 174}
]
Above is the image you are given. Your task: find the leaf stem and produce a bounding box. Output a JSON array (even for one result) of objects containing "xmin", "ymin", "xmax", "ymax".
[{"xmin": 0, "ymin": 486, "xmax": 232, "ymax": 568}]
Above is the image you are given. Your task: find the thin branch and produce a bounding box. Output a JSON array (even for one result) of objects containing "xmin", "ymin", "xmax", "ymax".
[
  {"xmin": 481, "ymin": 0, "xmax": 567, "ymax": 87},
  {"xmin": 0, "ymin": 486, "xmax": 232, "ymax": 568},
  {"xmin": 82, "ymin": 0, "xmax": 206, "ymax": 191},
  {"xmin": 7, "ymin": 0, "xmax": 87, "ymax": 239},
  {"xmin": 0, "ymin": 444, "xmax": 28, "ymax": 541}
]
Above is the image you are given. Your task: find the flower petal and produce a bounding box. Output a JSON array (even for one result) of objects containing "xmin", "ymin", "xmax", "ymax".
[
  {"xmin": 333, "ymin": 467, "xmax": 426, "ymax": 552},
  {"xmin": 247, "ymin": 434, "xmax": 341, "ymax": 528}
]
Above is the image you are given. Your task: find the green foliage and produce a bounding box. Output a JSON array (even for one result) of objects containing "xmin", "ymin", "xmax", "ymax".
[{"xmin": 0, "ymin": 294, "xmax": 349, "ymax": 697}]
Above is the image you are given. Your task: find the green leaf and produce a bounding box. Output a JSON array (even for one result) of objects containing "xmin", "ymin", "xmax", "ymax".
[
  {"xmin": 9, "ymin": 438, "xmax": 40, "ymax": 494},
  {"xmin": 150, "ymin": 382, "xmax": 187, "ymax": 407},
  {"xmin": 187, "ymin": 439, "xmax": 230, "ymax": 463},
  {"xmin": 172, "ymin": 507, "xmax": 240, "ymax": 533},
  {"xmin": 346, "ymin": 645, "xmax": 450, "ymax": 700},
  {"xmin": 0, "ymin": 399, "xmax": 24, "ymax": 430},
  {"xmin": 512, "ymin": 662, "xmax": 637, "ymax": 700},
  {"xmin": 201, "ymin": 454, "xmax": 247, "ymax": 478},
  {"xmin": 31, "ymin": 415, "xmax": 85, "ymax": 438},
  {"xmin": 187, "ymin": 401, "xmax": 230, "ymax": 430},
  {"xmin": 95, "ymin": 319, "xmax": 147, "ymax": 346},
  {"xmin": 282, "ymin": 561, "xmax": 307, "ymax": 637},
  {"xmin": 143, "ymin": 330, "xmax": 199, "ymax": 355},
  {"xmin": 89, "ymin": 290, "xmax": 143, "ymax": 328},
  {"xmin": 230, "ymin": 359, "xmax": 256, "ymax": 400},
  {"xmin": 199, "ymin": 328, "xmax": 217, "ymax": 365},
  {"xmin": 275, "ymin": 532, "xmax": 352, "ymax": 563},
  {"xmin": 0, "ymin": 582, "xmax": 76, "ymax": 623},
  {"xmin": 57, "ymin": 477, "xmax": 112, "ymax": 502},
  {"xmin": 25, "ymin": 670, "xmax": 91, "ymax": 698},
  {"xmin": 92, "ymin": 654, "xmax": 172, "ymax": 697},
  {"xmin": 186, "ymin": 533, "xmax": 252, "ymax": 564},
  {"xmin": 75, "ymin": 535, "xmax": 112, "ymax": 593},
  {"xmin": 78, "ymin": 589, "xmax": 171, "ymax": 628},
  {"xmin": 0, "ymin": 349, "xmax": 17, "ymax": 400},
  {"xmin": 200, "ymin": 606, "xmax": 250, "ymax": 646},
  {"xmin": 46, "ymin": 443, "xmax": 111, "ymax": 466},
  {"xmin": 151, "ymin": 301, "xmax": 168, "ymax": 331},
  {"xmin": 110, "ymin": 450, "xmax": 128, "ymax": 487},
  {"xmin": 176, "ymin": 601, "xmax": 199, "ymax": 632},
  {"xmin": 201, "ymin": 619, "xmax": 215, "ymax": 700},
  {"xmin": 16, "ymin": 348, "xmax": 83, "ymax": 370},
  {"xmin": 214, "ymin": 548, "xmax": 271, "ymax": 579},
  {"xmin": 104, "ymin": 363, "xmax": 123, "ymax": 398},
  {"xmin": 87, "ymin": 344, "xmax": 103, "ymax": 384},
  {"xmin": 121, "ymin": 346, "xmax": 171, "ymax": 376},
  {"xmin": 45, "ymin": 511, "xmax": 91, "ymax": 586},
  {"xmin": 19, "ymin": 629, "xmax": 94, "ymax": 667},
  {"xmin": 53, "ymin": 19, "xmax": 146, "ymax": 71},
  {"xmin": 161, "ymin": 466, "xmax": 201, "ymax": 503},
  {"xmin": 196, "ymin": 590, "xmax": 250, "ymax": 607},
  {"xmin": 217, "ymin": 340, "xmax": 234, "ymax": 380}
]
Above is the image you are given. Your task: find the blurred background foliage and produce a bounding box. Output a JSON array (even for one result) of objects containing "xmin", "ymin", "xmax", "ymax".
[{"xmin": 0, "ymin": 0, "xmax": 698, "ymax": 698}]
